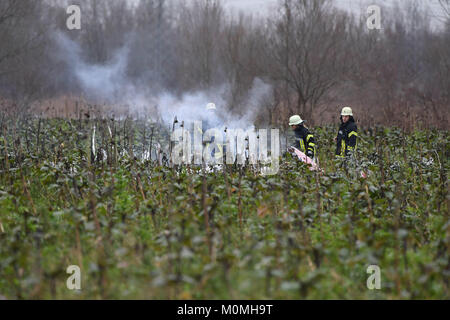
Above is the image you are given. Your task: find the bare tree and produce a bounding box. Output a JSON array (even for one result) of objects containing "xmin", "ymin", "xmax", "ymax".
[
  {"xmin": 266, "ymin": 0, "xmax": 351, "ymax": 122},
  {"xmin": 128, "ymin": 0, "xmax": 175, "ymax": 91},
  {"xmin": 438, "ymin": 0, "xmax": 450, "ymax": 18},
  {"xmin": 0, "ymin": 0, "xmax": 448, "ymax": 128},
  {"xmin": 0, "ymin": 1, "xmax": 53, "ymax": 108},
  {"xmin": 175, "ymin": 0, "xmax": 225, "ymax": 91},
  {"xmin": 221, "ymin": 13, "xmax": 269, "ymax": 112}
]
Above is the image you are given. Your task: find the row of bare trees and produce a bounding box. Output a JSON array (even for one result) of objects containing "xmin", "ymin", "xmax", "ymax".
[{"xmin": 0, "ymin": 0, "xmax": 449, "ymax": 129}]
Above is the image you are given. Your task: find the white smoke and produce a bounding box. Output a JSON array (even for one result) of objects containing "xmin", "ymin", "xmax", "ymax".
[
  {"xmin": 76, "ymin": 48, "xmax": 129, "ymax": 100},
  {"xmin": 54, "ymin": 32, "xmax": 273, "ymax": 129}
]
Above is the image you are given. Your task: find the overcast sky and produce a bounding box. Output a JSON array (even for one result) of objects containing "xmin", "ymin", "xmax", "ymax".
[{"xmin": 221, "ymin": 0, "xmax": 446, "ymax": 28}]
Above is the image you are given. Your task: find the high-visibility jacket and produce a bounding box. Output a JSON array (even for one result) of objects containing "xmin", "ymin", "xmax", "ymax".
[
  {"xmin": 336, "ymin": 120, "xmax": 357, "ymax": 157},
  {"xmin": 293, "ymin": 125, "xmax": 316, "ymax": 159}
]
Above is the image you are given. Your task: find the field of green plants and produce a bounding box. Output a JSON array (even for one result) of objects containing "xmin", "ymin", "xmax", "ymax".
[{"xmin": 0, "ymin": 116, "xmax": 448, "ymax": 299}]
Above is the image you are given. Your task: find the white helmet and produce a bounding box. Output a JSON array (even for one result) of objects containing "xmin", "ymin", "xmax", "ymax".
[
  {"xmin": 289, "ymin": 115, "xmax": 304, "ymax": 126},
  {"xmin": 341, "ymin": 107, "xmax": 353, "ymax": 116},
  {"xmin": 206, "ymin": 102, "xmax": 216, "ymax": 110}
]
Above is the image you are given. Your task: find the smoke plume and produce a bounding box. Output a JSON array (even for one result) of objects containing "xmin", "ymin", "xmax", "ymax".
[{"xmin": 54, "ymin": 32, "xmax": 273, "ymax": 129}]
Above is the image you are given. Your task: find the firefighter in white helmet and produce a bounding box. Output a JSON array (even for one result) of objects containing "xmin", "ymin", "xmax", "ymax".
[
  {"xmin": 335, "ymin": 107, "xmax": 357, "ymax": 157},
  {"xmin": 288, "ymin": 115, "xmax": 316, "ymax": 159},
  {"xmin": 206, "ymin": 103, "xmax": 216, "ymax": 111},
  {"xmin": 201, "ymin": 103, "xmax": 224, "ymax": 163}
]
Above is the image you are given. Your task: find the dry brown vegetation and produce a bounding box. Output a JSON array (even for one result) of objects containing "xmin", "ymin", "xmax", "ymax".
[{"xmin": 0, "ymin": 0, "xmax": 449, "ymax": 130}]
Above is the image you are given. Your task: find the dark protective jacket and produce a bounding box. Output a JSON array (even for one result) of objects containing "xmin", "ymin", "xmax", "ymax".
[
  {"xmin": 336, "ymin": 119, "xmax": 357, "ymax": 157},
  {"xmin": 293, "ymin": 125, "xmax": 316, "ymax": 158}
]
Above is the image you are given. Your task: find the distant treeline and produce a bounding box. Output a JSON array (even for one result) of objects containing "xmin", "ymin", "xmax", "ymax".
[{"xmin": 0, "ymin": 0, "xmax": 449, "ymax": 130}]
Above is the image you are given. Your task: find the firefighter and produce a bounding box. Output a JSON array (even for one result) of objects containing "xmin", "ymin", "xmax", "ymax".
[
  {"xmin": 201, "ymin": 103, "xmax": 224, "ymax": 163},
  {"xmin": 335, "ymin": 107, "xmax": 357, "ymax": 157},
  {"xmin": 288, "ymin": 115, "xmax": 316, "ymax": 160}
]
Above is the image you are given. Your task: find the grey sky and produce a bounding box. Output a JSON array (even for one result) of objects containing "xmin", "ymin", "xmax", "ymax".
[
  {"xmin": 221, "ymin": 0, "xmax": 446, "ymax": 28},
  {"xmin": 222, "ymin": 0, "xmax": 442, "ymax": 13}
]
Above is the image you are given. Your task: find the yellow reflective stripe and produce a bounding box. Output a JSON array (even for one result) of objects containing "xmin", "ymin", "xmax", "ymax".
[
  {"xmin": 300, "ymin": 140, "xmax": 305, "ymax": 152},
  {"xmin": 309, "ymin": 143, "xmax": 315, "ymax": 147},
  {"xmin": 306, "ymin": 134, "xmax": 314, "ymax": 141},
  {"xmin": 348, "ymin": 131, "xmax": 357, "ymax": 152},
  {"xmin": 341, "ymin": 140, "xmax": 346, "ymax": 157}
]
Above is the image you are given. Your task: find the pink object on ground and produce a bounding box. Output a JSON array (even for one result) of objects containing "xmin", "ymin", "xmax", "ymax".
[{"xmin": 290, "ymin": 147, "xmax": 319, "ymax": 171}]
